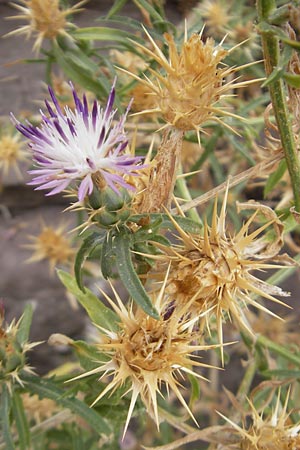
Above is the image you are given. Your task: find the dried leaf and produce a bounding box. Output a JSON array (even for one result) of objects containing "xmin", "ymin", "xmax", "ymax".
[{"xmin": 236, "ymin": 200, "xmax": 284, "ymax": 259}]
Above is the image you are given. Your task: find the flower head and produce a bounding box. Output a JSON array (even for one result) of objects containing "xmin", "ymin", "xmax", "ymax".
[
  {"xmin": 70, "ymin": 278, "xmax": 219, "ymax": 436},
  {"xmin": 150, "ymin": 191, "xmax": 291, "ymax": 361},
  {"xmin": 13, "ymin": 81, "xmax": 144, "ymax": 201},
  {"xmin": 221, "ymin": 389, "xmax": 300, "ymax": 450},
  {"xmin": 123, "ymin": 28, "xmax": 261, "ymax": 135},
  {"xmin": 198, "ymin": 0, "xmax": 232, "ymax": 36},
  {"xmin": 0, "ymin": 128, "xmax": 28, "ymax": 178},
  {"xmin": 7, "ymin": 0, "xmax": 86, "ymax": 53},
  {"xmin": 0, "ymin": 305, "xmax": 39, "ymax": 389},
  {"xmin": 24, "ymin": 219, "xmax": 75, "ymax": 272}
]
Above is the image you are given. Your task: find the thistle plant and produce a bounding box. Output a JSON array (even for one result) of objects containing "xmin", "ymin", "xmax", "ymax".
[{"xmin": 2, "ymin": 0, "xmax": 300, "ymax": 449}]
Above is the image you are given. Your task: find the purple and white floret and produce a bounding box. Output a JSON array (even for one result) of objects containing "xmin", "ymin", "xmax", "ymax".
[{"xmin": 12, "ymin": 81, "xmax": 143, "ymax": 201}]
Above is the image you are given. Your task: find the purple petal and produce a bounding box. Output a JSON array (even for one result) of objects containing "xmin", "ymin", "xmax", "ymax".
[
  {"xmin": 92, "ymin": 100, "xmax": 98, "ymax": 130},
  {"xmin": 48, "ymin": 86, "xmax": 64, "ymax": 117},
  {"xmin": 104, "ymin": 81, "xmax": 116, "ymax": 120},
  {"xmin": 78, "ymin": 174, "xmax": 93, "ymax": 201}
]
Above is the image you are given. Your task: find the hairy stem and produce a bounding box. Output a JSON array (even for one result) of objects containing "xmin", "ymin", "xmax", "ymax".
[{"xmin": 257, "ymin": 0, "xmax": 300, "ymax": 211}]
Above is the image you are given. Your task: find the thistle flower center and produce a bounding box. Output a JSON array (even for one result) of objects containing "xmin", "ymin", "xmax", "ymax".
[
  {"xmin": 168, "ymin": 243, "xmax": 240, "ymax": 306},
  {"xmin": 117, "ymin": 321, "xmax": 171, "ymax": 373}
]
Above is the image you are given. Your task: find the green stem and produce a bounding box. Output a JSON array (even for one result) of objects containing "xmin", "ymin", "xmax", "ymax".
[
  {"xmin": 257, "ymin": 0, "xmax": 300, "ymax": 211},
  {"xmin": 236, "ymin": 359, "xmax": 256, "ymax": 403},
  {"xmin": 256, "ymin": 334, "xmax": 300, "ymax": 367},
  {"xmin": 176, "ymin": 165, "xmax": 202, "ymax": 224}
]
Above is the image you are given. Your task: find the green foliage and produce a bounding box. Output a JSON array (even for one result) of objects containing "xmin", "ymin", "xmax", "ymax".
[{"xmin": 3, "ymin": 0, "xmax": 300, "ymax": 448}]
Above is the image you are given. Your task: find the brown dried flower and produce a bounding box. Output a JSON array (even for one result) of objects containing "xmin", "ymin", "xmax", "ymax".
[{"xmin": 7, "ymin": 0, "xmax": 86, "ymax": 52}]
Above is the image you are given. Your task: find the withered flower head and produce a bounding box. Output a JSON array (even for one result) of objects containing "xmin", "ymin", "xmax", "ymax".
[
  {"xmin": 151, "ymin": 190, "xmax": 292, "ymax": 360},
  {"xmin": 0, "ymin": 129, "xmax": 28, "ymax": 178},
  {"xmin": 7, "ymin": 0, "xmax": 86, "ymax": 53},
  {"xmin": 69, "ymin": 277, "xmax": 219, "ymax": 436},
  {"xmin": 122, "ymin": 28, "xmax": 261, "ymax": 135},
  {"xmin": 22, "ymin": 393, "xmax": 59, "ymax": 423},
  {"xmin": 25, "ymin": 220, "xmax": 75, "ymax": 272},
  {"xmin": 197, "ymin": 0, "xmax": 232, "ymax": 36},
  {"xmin": 221, "ymin": 389, "xmax": 300, "ymax": 450}
]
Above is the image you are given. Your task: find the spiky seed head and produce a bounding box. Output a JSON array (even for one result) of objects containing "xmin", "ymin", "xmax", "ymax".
[
  {"xmin": 69, "ymin": 280, "xmax": 220, "ymax": 436},
  {"xmin": 25, "ymin": 220, "xmax": 75, "ymax": 272},
  {"xmin": 0, "ymin": 130, "xmax": 28, "ymax": 178},
  {"xmin": 150, "ymin": 193, "xmax": 291, "ymax": 359},
  {"xmin": 7, "ymin": 0, "xmax": 86, "ymax": 53},
  {"xmin": 124, "ymin": 28, "xmax": 261, "ymax": 133},
  {"xmin": 22, "ymin": 393, "xmax": 60, "ymax": 423},
  {"xmin": 223, "ymin": 390, "xmax": 300, "ymax": 450},
  {"xmin": 197, "ymin": 0, "xmax": 231, "ymax": 36}
]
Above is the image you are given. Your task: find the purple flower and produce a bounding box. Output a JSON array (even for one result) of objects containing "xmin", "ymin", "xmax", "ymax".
[{"xmin": 13, "ymin": 80, "xmax": 143, "ymax": 201}]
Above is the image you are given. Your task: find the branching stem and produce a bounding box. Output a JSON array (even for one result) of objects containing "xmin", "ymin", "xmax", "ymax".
[{"xmin": 257, "ymin": 0, "xmax": 300, "ymax": 211}]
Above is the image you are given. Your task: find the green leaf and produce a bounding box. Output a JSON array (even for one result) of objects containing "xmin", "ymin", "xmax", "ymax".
[
  {"xmin": 261, "ymin": 66, "xmax": 285, "ymax": 87},
  {"xmin": 52, "ymin": 44, "xmax": 109, "ymax": 97},
  {"xmin": 132, "ymin": 0, "xmax": 165, "ymax": 23},
  {"xmin": 57, "ymin": 270, "xmax": 118, "ymax": 331},
  {"xmin": 130, "ymin": 213, "xmax": 202, "ymax": 234},
  {"xmin": 113, "ymin": 231, "xmax": 159, "ymax": 319},
  {"xmin": 281, "ymin": 36, "xmax": 300, "ymax": 50},
  {"xmin": 75, "ymin": 233, "xmax": 104, "ymax": 291},
  {"xmin": 11, "ymin": 393, "xmax": 30, "ymax": 450},
  {"xmin": 69, "ymin": 27, "xmax": 143, "ymax": 47},
  {"xmin": 100, "ymin": 232, "xmax": 115, "ymax": 279},
  {"xmin": 106, "ymin": 0, "xmax": 128, "ymax": 18},
  {"xmin": 261, "ymin": 369, "xmax": 300, "ymax": 378},
  {"xmin": 0, "ymin": 385, "xmax": 14, "ymax": 450},
  {"xmin": 187, "ymin": 373, "xmax": 201, "ymax": 407},
  {"xmin": 16, "ymin": 304, "xmax": 33, "ymax": 346},
  {"xmin": 22, "ymin": 375, "xmax": 111, "ymax": 436},
  {"xmin": 283, "ymin": 72, "xmax": 300, "ymax": 88},
  {"xmin": 71, "ymin": 341, "xmax": 110, "ymax": 371},
  {"xmin": 264, "ymin": 159, "xmax": 286, "ymax": 196}
]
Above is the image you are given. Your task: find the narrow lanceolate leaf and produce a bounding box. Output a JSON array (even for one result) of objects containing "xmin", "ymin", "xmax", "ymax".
[
  {"xmin": 100, "ymin": 232, "xmax": 115, "ymax": 279},
  {"xmin": 16, "ymin": 303, "xmax": 33, "ymax": 346},
  {"xmin": 132, "ymin": 0, "xmax": 165, "ymax": 23},
  {"xmin": 264, "ymin": 159, "xmax": 286, "ymax": 196},
  {"xmin": 71, "ymin": 340, "xmax": 110, "ymax": 371},
  {"xmin": 22, "ymin": 375, "xmax": 111, "ymax": 436},
  {"xmin": 283, "ymin": 73, "xmax": 300, "ymax": 88},
  {"xmin": 261, "ymin": 369, "xmax": 300, "ymax": 378},
  {"xmin": 106, "ymin": 0, "xmax": 128, "ymax": 18},
  {"xmin": 57, "ymin": 270, "xmax": 118, "ymax": 331},
  {"xmin": 11, "ymin": 393, "xmax": 30, "ymax": 450},
  {"xmin": 75, "ymin": 233, "xmax": 104, "ymax": 291},
  {"xmin": 52, "ymin": 44, "xmax": 109, "ymax": 97},
  {"xmin": 113, "ymin": 231, "xmax": 159, "ymax": 319},
  {"xmin": 0, "ymin": 385, "xmax": 14, "ymax": 450},
  {"xmin": 69, "ymin": 27, "xmax": 143, "ymax": 47}
]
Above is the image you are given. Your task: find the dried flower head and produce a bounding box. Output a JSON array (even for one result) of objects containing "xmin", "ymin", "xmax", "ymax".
[
  {"xmin": 22, "ymin": 393, "xmax": 59, "ymax": 423},
  {"xmin": 221, "ymin": 389, "xmax": 300, "ymax": 450},
  {"xmin": 0, "ymin": 129, "xmax": 28, "ymax": 177},
  {"xmin": 70, "ymin": 278, "xmax": 219, "ymax": 436},
  {"xmin": 150, "ymin": 191, "xmax": 291, "ymax": 359},
  {"xmin": 7, "ymin": 0, "xmax": 86, "ymax": 53},
  {"xmin": 123, "ymin": 28, "xmax": 260, "ymax": 135},
  {"xmin": 24, "ymin": 220, "xmax": 75, "ymax": 272},
  {"xmin": 197, "ymin": 0, "xmax": 232, "ymax": 36},
  {"xmin": 13, "ymin": 81, "xmax": 144, "ymax": 201}
]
